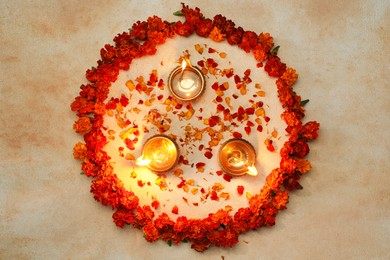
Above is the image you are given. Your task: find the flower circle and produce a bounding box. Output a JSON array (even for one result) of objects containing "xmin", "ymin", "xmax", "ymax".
[{"xmin": 71, "ymin": 4, "xmax": 319, "ymax": 252}]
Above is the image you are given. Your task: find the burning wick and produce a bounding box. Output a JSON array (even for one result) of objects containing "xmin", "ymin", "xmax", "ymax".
[
  {"xmin": 179, "ymin": 59, "xmax": 188, "ymax": 80},
  {"xmin": 246, "ymin": 164, "xmax": 258, "ymax": 176}
]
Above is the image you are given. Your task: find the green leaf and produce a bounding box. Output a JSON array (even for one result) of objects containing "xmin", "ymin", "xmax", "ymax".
[
  {"xmin": 167, "ymin": 239, "xmax": 173, "ymax": 246},
  {"xmin": 80, "ymin": 171, "xmax": 85, "ymax": 175},
  {"xmin": 173, "ymin": 10, "xmax": 183, "ymax": 16},
  {"xmin": 271, "ymin": 45, "xmax": 280, "ymax": 54},
  {"xmin": 300, "ymin": 99, "xmax": 310, "ymax": 107}
]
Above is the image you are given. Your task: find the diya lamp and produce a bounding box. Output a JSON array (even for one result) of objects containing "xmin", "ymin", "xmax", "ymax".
[
  {"xmin": 218, "ymin": 138, "xmax": 258, "ymax": 176},
  {"xmin": 136, "ymin": 135, "xmax": 179, "ymax": 172},
  {"xmin": 168, "ymin": 55, "xmax": 206, "ymax": 101}
]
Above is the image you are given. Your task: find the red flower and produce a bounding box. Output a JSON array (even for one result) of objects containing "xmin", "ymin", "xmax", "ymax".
[
  {"xmin": 227, "ymin": 27, "xmax": 244, "ymax": 45},
  {"xmin": 113, "ymin": 207, "xmax": 136, "ymax": 228},
  {"xmin": 280, "ymin": 157, "xmax": 298, "ymax": 174},
  {"xmin": 143, "ymin": 222, "xmax": 159, "ymax": 242},
  {"xmin": 238, "ymin": 31, "xmax": 258, "ymax": 53},
  {"xmin": 292, "ymin": 139, "xmax": 310, "ymax": 158},
  {"xmin": 301, "ymin": 121, "xmax": 320, "ymax": 141},
  {"xmin": 196, "ymin": 18, "xmax": 213, "ymax": 37},
  {"xmin": 182, "ymin": 4, "xmax": 204, "ymax": 26},
  {"xmin": 174, "ymin": 21, "xmax": 195, "ymax": 36},
  {"xmin": 73, "ymin": 116, "xmax": 92, "ymax": 134},
  {"xmin": 264, "ymin": 56, "xmax": 287, "ymax": 77}
]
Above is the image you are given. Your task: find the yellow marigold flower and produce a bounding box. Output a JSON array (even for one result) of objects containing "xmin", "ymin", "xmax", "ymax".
[
  {"xmin": 73, "ymin": 142, "xmax": 87, "ymax": 160},
  {"xmin": 281, "ymin": 68, "xmax": 298, "ymax": 86},
  {"xmin": 209, "ymin": 27, "xmax": 225, "ymax": 42}
]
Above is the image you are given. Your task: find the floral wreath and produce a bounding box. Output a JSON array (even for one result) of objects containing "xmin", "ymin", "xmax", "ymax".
[{"xmin": 71, "ymin": 4, "xmax": 319, "ymax": 252}]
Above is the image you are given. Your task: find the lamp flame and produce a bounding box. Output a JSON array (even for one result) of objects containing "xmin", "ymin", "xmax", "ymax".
[
  {"xmin": 246, "ymin": 164, "xmax": 258, "ymax": 176},
  {"xmin": 181, "ymin": 59, "xmax": 188, "ymax": 71},
  {"xmin": 136, "ymin": 154, "xmax": 151, "ymax": 166}
]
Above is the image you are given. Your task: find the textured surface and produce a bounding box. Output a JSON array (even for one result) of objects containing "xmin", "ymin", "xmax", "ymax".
[{"xmin": 1, "ymin": 0, "xmax": 389, "ymax": 259}]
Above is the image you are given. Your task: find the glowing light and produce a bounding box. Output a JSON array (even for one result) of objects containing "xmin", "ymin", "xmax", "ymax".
[
  {"xmin": 136, "ymin": 155, "xmax": 151, "ymax": 166},
  {"xmin": 181, "ymin": 59, "xmax": 188, "ymax": 71},
  {"xmin": 246, "ymin": 165, "xmax": 258, "ymax": 176}
]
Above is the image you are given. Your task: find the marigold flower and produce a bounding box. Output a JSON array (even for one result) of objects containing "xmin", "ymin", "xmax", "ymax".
[
  {"xmin": 264, "ymin": 56, "xmax": 287, "ymax": 77},
  {"xmin": 73, "ymin": 142, "xmax": 87, "ymax": 161},
  {"xmin": 280, "ymin": 157, "xmax": 298, "ymax": 174},
  {"xmin": 258, "ymin": 32, "xmax": 274, "ymax": 52},
  {"xmin": 195, "ymin": 18, "xmax": 213, "ymax": 37},
  {"xmin": 238, "ymin": 31, "xmax": 258, "ymax": 53},
  {"xmin": 73, "ymin": 116, "xmax": 92, "ymax": 134},
  {"xmin": 301, "ymin": 121, "xmax": 320, "ymax": 141},
  {"xmin": 174, "ymin": 21, "xmax": 195, "ymax": 36},
  {"xmin": 266, "ymin": 168, "xmax": 284, "ymax": 191},
  {"xmin": 113, "ymin": 207, "xmax": 136, "ymax": 228},
  {"xmin": 130, "ymin": 20, "xmax": 149, "ymax": 41},
  {"xmin": 227, "ymin": 27, "xmax": 244, "ymax": 45},
  {"xmin": 292, "ymin": 139, "xmax": 310, "ymax": 158},
  {"xmin": 181, "ymin": 4, "xmax": 204, "ymax": 26},
  {"xmin": 209, "ymin": 27, "xmax": 226, "ymax": 42},
  {"xmin": 281, "ymin": 68, "xmax": 298, "ymax": 86},
  {"xmin": 296, "ymin": 159, "xmax": 312, "ymax": 174},
  {"xmin": 143, "ymin": 222, "xmax": 159, "ymax": 242},
  {"xmin": 272, "ymin": 190, "xmax": 289, "ymax": 210},
  {"xmin": 281, "ymin": 110, "xmax": 300, "ymax": 127},
  {"xmin": 252, "ymin": 44, "xmax": 268, "ymax": 62},
  {"xmin": 283, "ymin": 172, "xmax": 303, "ymax": 191}
]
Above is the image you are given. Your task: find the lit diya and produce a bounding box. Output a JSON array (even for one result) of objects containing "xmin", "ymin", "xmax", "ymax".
[
  {"xmin": 168, "ymin": 56, "xmax": 205, "ymax": 101},
  {"xmin": 136, "ymin": 135, "xmax": 179, "ymax": 172},
  {"xmin": 218, "ymin": 138, "xmax": 258, "ymax": 176}
]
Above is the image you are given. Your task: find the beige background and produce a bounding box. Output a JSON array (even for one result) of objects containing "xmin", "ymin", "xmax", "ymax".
[{"xmin": 1, "ymin": 0, "xmax": 389, "ymax": 259}]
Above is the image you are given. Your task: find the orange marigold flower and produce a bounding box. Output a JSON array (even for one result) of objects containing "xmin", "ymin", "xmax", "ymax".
[
  {"xmin": 281, "ymin": 110, "xmax": 300, "ymax": 127},
  {"xmin": 252, "ymin": 44, "xmax": 268, "ymax": 62},
  {"xmin": 296, "ymin": 159, "xmax": 312, "ymax": 174},
  {"xmin": 73, "ymin": 116, "xmax": 92, "ymax": 134},
  {"xmin": 280, "ymin": 157, "xmax": 298, "ymax": 174},
  {"xmin": 266, "ymin": 168, "xmax": 284, "ymax": 191},
  {"xmin": 281, "ymin": 68, "xmax": 298, "ymax": 86},
  {"xmin": 209, "ymin": 26, "xmax": 226, "ymax": 42},
  {"xmin": 301, "ymin": 121, "xmax": 320, "ymax": 141},
  {"xmin": 272, "ymin": 190, "xmax": 289, "ymax": 210},
  {"xmin": 94, "ymin": 102, "xmax": 106, "ymax": 115},
  {"xmin": 143, "ymin": 222, "xmax": 159, "ymax": 242},
  {"xmin": 73, "ymin": 142, "xmax": 87, "ymax": 160},
  {"xmin": 258, "ymin": 32, "xmax": 274, "ymax": 52},
  {"xmin": 196, "ymin": 18, "xmax": 213, "ymax": 37}
]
